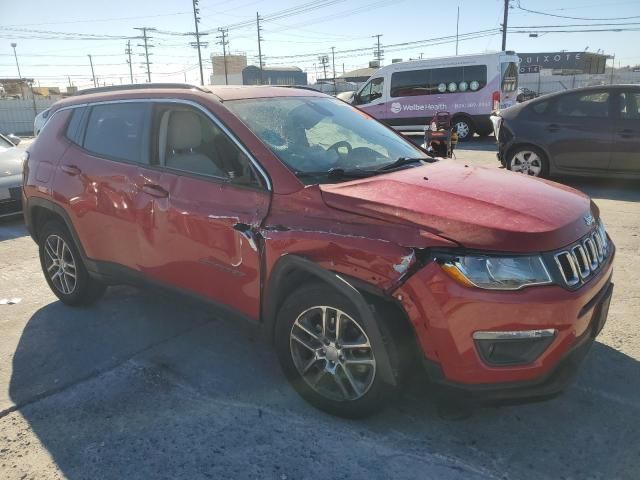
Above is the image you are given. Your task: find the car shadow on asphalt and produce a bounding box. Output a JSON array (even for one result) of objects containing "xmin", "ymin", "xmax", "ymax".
[
  {"xmin": 560, "ymin": 177, "xmax": 640, "ymax": 203},
  {"xmin": 7, "ymin": 287, "xmax": 640, "ymax": 479},
  {"xmin": 0, "ymin": 217, "xmax": 28, "ymax": 242}
]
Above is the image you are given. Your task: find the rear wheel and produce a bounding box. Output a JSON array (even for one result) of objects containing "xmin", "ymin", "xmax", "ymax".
[
  {"xmin": 507, "ymin": 146, "xmax": 549, "ymax": 178},
  {"xmin": 453, "ymin": 118, "xmax": 474, "ymax": 142},
  {"xmin": 275, "ymin": 283, "xmax": 400, "ymax": 418},
  {"xmin": 39, "ymin": 220, "xmax": 106, "ymax": 306}
]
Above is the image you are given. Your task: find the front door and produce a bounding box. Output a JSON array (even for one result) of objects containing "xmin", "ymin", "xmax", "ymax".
[
  {"xmin": 142, "ymin": 102, "xmax": 270, "ymax": 319},
  {"xmin": 610, "ymin": 90, "xmax": 640, "ymax": 174},
  {"xmin": 545, "ymin": 89, "xmax": 614, "ymax": 172}
]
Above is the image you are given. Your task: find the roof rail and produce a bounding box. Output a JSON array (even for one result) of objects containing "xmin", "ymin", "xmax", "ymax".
[
  {"xmin": 274, "ymin": 85, "xmax": 323, "ymax": 93},
  {"xmin": 77, "ymin": 83, "xmax": 210, "ymax": 96}
]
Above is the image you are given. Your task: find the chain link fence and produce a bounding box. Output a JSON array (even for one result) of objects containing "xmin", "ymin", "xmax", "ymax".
[{"xmin": 519, "ymin": 70, "xmax": 640, "ymax": 96}]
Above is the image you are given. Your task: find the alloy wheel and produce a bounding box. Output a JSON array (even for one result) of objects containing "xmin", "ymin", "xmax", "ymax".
[
  {"xmin": 510, "ymin": 150, "xmax": 543, "ymax": 176},
  {"xmin": 289, "ymin": 306, "xmax": 376, "ymax": 402},
  {"xmin": 43, "ymin": 234, "xmax": 77, "ymax": 295},
  {"xmin": 455, "ymin": 121, "xmax": 470, "ymax": 139}
]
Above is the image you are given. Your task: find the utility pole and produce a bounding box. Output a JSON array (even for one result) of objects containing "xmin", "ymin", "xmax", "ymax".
[
  {"xmin": 331, "ymin": 46, "xmax": 337, "ymax": 95},
  {"xmin": 10, "ymin": 42, "xmax": 25, "ymax": 99},
  {"xmin": 125, "ymin": 40, "xmax": 133, "ymax": 83},
  {"xmin": 217, "ymin": 28, "xmax": 230, "ymax": 85},
  {"xmin": 319, "ymin": 55, "xmax": 328, "ymax": 80},
  {"xmin": 191, "ymin": 0, "xmax": 205, "ymax": 85},
  {"xmin": 610, "ymin": 53, "xmax": 616, "ymax": 84},
  {"xmin": 373, "ymin": 34, "xmax": 383, "ymax": 66},
  {"xmin": 256, "ymin": 12, "xmax": 264, "ymax": 85},
  {"xmin": 88, "ymin": 54, "xmax": 97, "ymax": 87},
  {"xmin": 134, "ymin": 27, "xmax": 155, "ymax": 83},
  {"xmin": 456, "ymin": 6, "xmax": 460, "ymax": 55},
  {"xmin": 68, "ymin": 76, "xmax": 72, "ymax": 87},
  {"xmin": 10, "ymin": 43, "xmax": 22, "ymax": 79},
  {"xmin": 501, "ymin": 0, "xmax": 510, "ymax": 51}
]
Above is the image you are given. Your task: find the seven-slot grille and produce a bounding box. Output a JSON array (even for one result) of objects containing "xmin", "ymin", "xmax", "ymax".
[{"xmin": 554, "ymin": 222, "xmax": 610, "ymax": 287}]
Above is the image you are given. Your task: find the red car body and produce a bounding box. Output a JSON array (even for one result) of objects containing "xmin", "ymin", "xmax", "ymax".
[{"xmin": 23, "ymin": 85, "xmax": 614, "ymax": 404}]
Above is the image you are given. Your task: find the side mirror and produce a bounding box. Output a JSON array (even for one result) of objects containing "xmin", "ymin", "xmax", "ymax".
[{"xmin": 7, "ymin": 134, "xmax": 21, "ymax": 146}]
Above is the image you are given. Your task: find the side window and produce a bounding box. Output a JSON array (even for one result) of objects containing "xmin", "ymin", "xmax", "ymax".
[
  {"xmin": 529, "ymin": 100, "xmax": 549, "ymax": 116},
  {"xmin": 155, "ymin": 105, "xmax": 260, "ymax": 187},
  {"xmin": 390, "ymin": 65, "xmax": 487, "ymax": 97},
  {"xmin": 65, "ymin": 107, "xmax": 86, "ymax": 145},
  {"xmin": 620, "ymin": 92, "xmax": 640, "ymax": 120},
  {"xmin": 357, "ymin": 78, "xmax": 383, "ymax": 105},
  {"xmin": 501, "ymin": 62, "xmax": 519, "ymax": 93},
  {"xmin": 556, "ymin": 91, "xmax": 610, "ymax": 118},
  {"xmin": 83, "ymin": 103, "xmax": 150, "ymax": 164}
]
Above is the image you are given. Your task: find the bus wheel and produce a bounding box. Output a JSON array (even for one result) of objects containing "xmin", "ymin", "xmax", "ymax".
[{"xmin": 453, "ymin": 118, "xmax": 474, "ymax": 141}]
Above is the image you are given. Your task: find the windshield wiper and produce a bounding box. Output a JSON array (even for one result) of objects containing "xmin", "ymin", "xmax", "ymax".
[
  {"xmin": 327, "ymin": 168, "xmax": 376, "ymax": 179},
  {"xmin": 377, "ymin": 157, "xmax": 434, "ymax": 172},
  {"xmin": 294, "ymin": 168, "xmax": 375, "ymax": 180}
]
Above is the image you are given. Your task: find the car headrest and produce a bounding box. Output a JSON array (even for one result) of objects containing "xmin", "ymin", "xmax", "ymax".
[{"xmin": 167, "ymin": 110, "xmax": 202, "ymax": 150}]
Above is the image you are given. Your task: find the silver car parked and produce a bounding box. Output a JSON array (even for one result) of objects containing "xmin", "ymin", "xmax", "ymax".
[{"xmin": 0, "ymin": 133, "xmax": 25, "ymax": 218}]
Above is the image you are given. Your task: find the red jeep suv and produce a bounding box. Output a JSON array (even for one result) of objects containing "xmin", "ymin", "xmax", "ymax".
[{"xmin": 22, "ymin": 84, "xmax": 614, "ymax": 417}]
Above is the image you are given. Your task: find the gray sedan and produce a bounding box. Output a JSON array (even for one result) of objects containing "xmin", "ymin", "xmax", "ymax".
[{"xmin": 0, "ymin": 133, "xmax": 25, "ymax": 218}]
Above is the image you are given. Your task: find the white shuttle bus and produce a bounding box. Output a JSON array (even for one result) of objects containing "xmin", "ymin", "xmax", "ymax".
[{"xmin": 340, "ymin": 51, "xmax": 519, "ymax": 140}]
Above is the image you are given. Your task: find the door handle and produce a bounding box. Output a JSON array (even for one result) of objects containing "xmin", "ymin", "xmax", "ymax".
[
  {"xmin": 139, "ymin": 183, "xmax": 169, "ymax": 198},
  {"xmin": 618, "ymin": 129, "xmax": 634, "ymax": 138},
  {"xmin": 546, "ymin": 124, "xmax": 561, "ymax": 132},
  {"xmin": 61, "ymin": 165, "xmax": 81, "ymax": 176}
]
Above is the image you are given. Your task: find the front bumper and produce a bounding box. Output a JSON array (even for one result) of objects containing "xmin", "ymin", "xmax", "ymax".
[
  {"xmin": 424, "ymin": 281, "xmax": 613, "ymax": 404},
  {"xmin": 393, "ymin": 246, "xmax": 614, "ymax": 398}
]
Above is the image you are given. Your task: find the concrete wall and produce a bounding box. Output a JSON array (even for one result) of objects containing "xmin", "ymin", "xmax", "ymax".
[{"xmin": 0, "ymin": 99, "xmax": 57, "ymax": 135}]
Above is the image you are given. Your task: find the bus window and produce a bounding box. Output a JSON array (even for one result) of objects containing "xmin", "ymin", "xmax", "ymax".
[
  {"xmin": 390, "ymin": 65, "xmax": 487, "ymax": 98},
  {"xmin": 501, "ymin": 62, "xmax": 519, "ymax": 93}
]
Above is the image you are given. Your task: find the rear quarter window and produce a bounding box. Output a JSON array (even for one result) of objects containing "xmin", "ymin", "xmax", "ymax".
[{"xmin": 65, "ymin": 107, "xmax": 87, "ymax": 144}]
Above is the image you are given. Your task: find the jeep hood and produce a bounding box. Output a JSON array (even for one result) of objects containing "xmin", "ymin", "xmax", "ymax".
[{"xmin": 319, "ymin": 161, "xmax": 595, "ymax": 253}]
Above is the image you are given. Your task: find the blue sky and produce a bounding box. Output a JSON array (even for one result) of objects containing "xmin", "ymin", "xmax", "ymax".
[{"xmin": 1, "ymin": 0, "xmax": 639, "ymax": 88}]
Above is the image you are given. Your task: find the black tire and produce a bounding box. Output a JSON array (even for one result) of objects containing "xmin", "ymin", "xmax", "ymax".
[
  {"xmin": 275, "ymin": 283, "xmax": 402, "ymax": 418},
  {"xmin": 38, "ymin": 220, "xmax": 106, "ymax": 306},
  {"xmin": 506, "ymin": 145, "xmax": 549, "ymax": 178},
  {"xmin": 453, "ymin": 117, "xmax": 475, "ymax": 142}
]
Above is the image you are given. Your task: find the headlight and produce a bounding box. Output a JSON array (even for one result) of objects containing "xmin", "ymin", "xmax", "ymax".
[{"xmin": 439, "ymin": 254, "xmax": 552, "ymax": 290}]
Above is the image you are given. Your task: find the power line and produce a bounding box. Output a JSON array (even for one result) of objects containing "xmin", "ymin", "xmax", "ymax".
[{"xmin": 516, "ymin": 0, "xmax": 640, "ymax": 21}]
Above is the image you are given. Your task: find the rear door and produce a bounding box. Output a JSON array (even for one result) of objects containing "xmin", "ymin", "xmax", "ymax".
[
  {"xmin": 142, "ymin": 102, "xmax": 270, "ymax": 319},
  {"xmin": 544, "ymin": 89, "xmax": 614, "ymax": 172},
  {"xmin": 609, "ymin": 89, "xmax": 640, "ymax": 174},
  {"xmin": 56, "ymin": 101, "xmax": 157, "ymax": 270}
]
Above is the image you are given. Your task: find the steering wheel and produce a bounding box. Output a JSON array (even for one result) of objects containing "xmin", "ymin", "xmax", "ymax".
[{"xmin": 327, "ymin": 140, "xmax": 353, "ymax": 159}]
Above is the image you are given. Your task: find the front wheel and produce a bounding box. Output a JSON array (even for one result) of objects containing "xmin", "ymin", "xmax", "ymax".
[
  {"xmin": 39, "ymin": 220, "xmax": 106, "ymax": 306},
  {"xmin": 507, "ymin": 146, "xmax": 549, "ymax": 178},
  {"xmin": 275, "ymin": 283, "xmax": 400, "ymax": 418},
  {"xmin": 453, "ymin": 118, "xmax": 474, "ymax": 142}
]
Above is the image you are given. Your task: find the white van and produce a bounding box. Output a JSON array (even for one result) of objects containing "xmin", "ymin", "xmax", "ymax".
[{"xmin": 340, "ymin": 52, "xmax": 519, "ymax": 140}]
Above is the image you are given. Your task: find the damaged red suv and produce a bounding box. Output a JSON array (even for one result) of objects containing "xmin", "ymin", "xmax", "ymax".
[{"xmin": 23, "ymin": 84, "xmax": 614, "ymax": 417}]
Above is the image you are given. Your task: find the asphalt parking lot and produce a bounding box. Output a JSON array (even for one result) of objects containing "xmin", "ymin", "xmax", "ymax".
[{"xmin": 1, "ymin": 138, "xmax": 639, "ymax": 480}]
